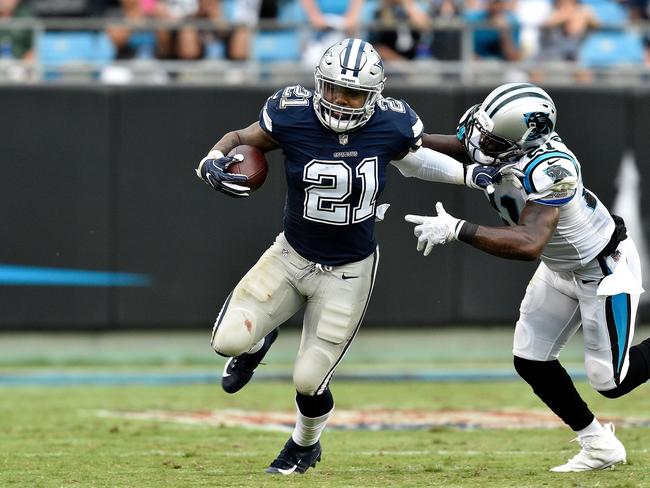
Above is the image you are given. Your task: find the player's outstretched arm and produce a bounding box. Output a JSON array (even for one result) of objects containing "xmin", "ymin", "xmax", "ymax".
[
  {"xmin": 405, "ymin": 201, "xmax": 558, "ymax": 261},
  {"xmin": 391, "ymin": 147, "xmax": 513, "ymax": 191},
  {"xmin": 462, "ymin": 202, "xmax": 559, "ymax": 260},
  {"xmin": 421, "ymin": 133, "xmax": 472, "ymax": 165}
]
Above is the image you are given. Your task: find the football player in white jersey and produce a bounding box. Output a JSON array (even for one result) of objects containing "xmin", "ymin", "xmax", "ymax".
[{"xmin": 398, "ymin": 83, "xmax": 650, "ymax": 472}]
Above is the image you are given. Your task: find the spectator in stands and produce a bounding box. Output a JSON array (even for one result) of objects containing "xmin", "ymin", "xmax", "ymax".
[
  {"xmin": 300, "ymin": 0, "xmax": 365, "ymax": 66},
  {"xmin": 464, "ymin": 0, "xmax": 521, "ymax": 61},
  {"xmin": 228, "ymin": 0, "xmax": 279, "ymax": 60},
  {"xmin": 157, "ymin": 0, "xmax": 224, "ymax": 60},
  {"xmin": 106, "ymin": 0, "xmax": 162, "ymax": 59},
  {"xmin": 627, "ymin": 0, "xmax": 649, "ymax": 21},
  {"xmin": 428, "ymin": 0, "xmax": 463, "ymax": 60},
  {"xmin": 535, "ymin": 0, "xmax": 599, "ymax": 62},
  {"xmin": 0, "ymin": 0, "xmax": 34, "ymax": 60},
  {"xmin": 369, "ymin": 0, "xmax": 429, "ymax": 60}
]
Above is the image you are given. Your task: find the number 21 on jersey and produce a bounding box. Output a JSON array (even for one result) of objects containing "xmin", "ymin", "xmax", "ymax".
[{"xmin": 303, "ymin": 158, "xmax": 378, "ymax": 225}]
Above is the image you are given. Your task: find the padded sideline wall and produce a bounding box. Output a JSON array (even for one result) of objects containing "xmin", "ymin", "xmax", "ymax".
[{"xmin": 0, "ymin": 86, "xmax": 644, "ymax": 329}]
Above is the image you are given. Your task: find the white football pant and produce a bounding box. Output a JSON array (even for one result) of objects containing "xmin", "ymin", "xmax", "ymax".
[
  {"xmin": 211, "ymin": 232, "xmax": 379, "ymax": 395},
  {"xmin": 514, "ymin": 237, "xmax": 642, "ymax": 392}
]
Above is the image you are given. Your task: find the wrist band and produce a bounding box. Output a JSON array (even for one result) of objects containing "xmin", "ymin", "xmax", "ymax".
[
  {"xmin": 207, "ymin": 150, "xmax": 225, "ymax": 160},
  {"xmin": 456, "ymin": 221, "xmax": 479, "ymax": 243}
]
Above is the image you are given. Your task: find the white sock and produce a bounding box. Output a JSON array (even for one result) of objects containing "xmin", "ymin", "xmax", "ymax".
[
  {"xmin": 291, "ymin": 405, "xmax": 334, "ymax": 447},
  {"xmin": 247, "ymin": 338, "xmax": 264, "ymax": 355},
  {"xmin": 576, "ymin": 418, "xmax": 604, "ymax": 438}
]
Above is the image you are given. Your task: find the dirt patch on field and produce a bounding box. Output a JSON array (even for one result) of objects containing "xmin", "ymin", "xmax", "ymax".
[{"xmin": 96, "ymin": 408, "xmax": 650, "ymax": 431}]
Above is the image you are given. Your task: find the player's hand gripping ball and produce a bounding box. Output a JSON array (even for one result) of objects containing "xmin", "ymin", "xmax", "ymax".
[
  {"xmin": 196, "ymin": 145, "xmax": 268, "ymax": 198},
  {"xmin": 226, "ymin": 145, "xmax": 269, "ymax": 192}
]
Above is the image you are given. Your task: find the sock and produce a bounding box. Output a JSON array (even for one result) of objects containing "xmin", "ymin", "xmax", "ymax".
[
  {"xmin": 513, "ymin": 356, "xmax": 595, "ymax": 431},
  {"xmin": 247, "ymin": 338, "xmax": 264, "ymax": 355},
  {"xmin": 291, "ymin": 388, "xmax": 335, "ymax": 447},
  {"xmin": 576, "ymin": 417, "xmax": 603, "ymax": 437},
  {"xmin": 291, "ymin": 407, "xmax": 333, "ymax": 447}
]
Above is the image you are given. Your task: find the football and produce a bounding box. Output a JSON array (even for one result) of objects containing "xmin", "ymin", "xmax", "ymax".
[{"xmin": 227, "ymin": 145, "xmax": 269, "ymax": 192}]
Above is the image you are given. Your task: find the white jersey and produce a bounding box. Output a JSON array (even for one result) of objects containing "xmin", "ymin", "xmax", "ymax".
[{"xmin": 482, "ymin": 134, "xmax": 614, "ymax": 272}]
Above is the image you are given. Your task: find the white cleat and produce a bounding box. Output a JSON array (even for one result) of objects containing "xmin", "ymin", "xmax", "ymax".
[{"xmin": 550, "ymin": 423, "xmax": 627, "ymax": 472}]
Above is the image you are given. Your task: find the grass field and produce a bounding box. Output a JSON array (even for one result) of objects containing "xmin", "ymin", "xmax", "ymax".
[{"xmin": 1, "ymin": 328, "xmax": 649, "ymax": 487}]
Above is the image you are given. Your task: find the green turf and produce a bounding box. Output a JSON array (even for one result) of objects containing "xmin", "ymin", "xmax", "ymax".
[{"xmin": 1, "ymin": 381, "xmax": 649, "ymax": 487}]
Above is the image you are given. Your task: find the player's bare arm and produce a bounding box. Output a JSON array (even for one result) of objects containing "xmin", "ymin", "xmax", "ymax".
[
  {"xmin": 211, "ymin": 122, "xmax": 279, "ymax": 156},
  {"xmin": 196, "ymin": 123, "xmax": 279, "ymax": 199},
  {"xmin": 421, "ymin": 133, "xmax": 472, "ymax": 164},
  {"xmin": 462, "ymin": 202, "xmax": 558, "ymax": 260}
]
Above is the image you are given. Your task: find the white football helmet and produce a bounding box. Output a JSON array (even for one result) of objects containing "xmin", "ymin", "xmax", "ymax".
[
  {"xmin": 458, "ymin": 83, "xmax": 557, "ymax": 165},
  {"xmin": 313, "ymin": 38, "xmax": 386, "ymax": 133}
]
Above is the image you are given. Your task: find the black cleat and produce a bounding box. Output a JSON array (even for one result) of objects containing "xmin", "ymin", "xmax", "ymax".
[
  {"xmin": 265, "ymin": 437, "xmax": 322, "ymax": 475},
  {"xmin": 221, "ymin": 328, "xmax": 278, "ymax": 394}
]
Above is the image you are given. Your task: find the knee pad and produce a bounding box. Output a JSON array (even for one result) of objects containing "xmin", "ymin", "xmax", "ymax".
[
  {"xmin": 585, "ymin": 357, "xmax": 616, "ymax": 391},
  {"xmin": 293, "ymin": 346, "xmax": 335, "ymax": 396},
  {"xmin": 211, "ymin": 308, "xmax": 256, "ymax": 357}
]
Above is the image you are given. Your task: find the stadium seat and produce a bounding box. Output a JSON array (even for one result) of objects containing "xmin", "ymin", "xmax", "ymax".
[
  {"xmin": 37, "ymin": 32, "xmax": 115, "ymax": 66},
  {"xmin": 278, "ymin": 0, "xmax": 307, "ymax": 22},
  {"xmin": 251, "ymin": 30, "xmax": 301, "ymax": 62},
  {"xmin": 221, "ymin": 0, "xmax": 236, "ymax": 22},
  {"xmin": 578, "ymin": 31, "xmax": 644, "ymax": 66},
  {"xmin": 589, "ymin": 1, "xmax": 628, "ymax": 27}
]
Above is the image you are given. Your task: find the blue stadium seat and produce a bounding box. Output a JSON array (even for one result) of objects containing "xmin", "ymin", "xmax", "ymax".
[
  {"xmin": 578, "ymin": 31, "xmax": 644, "ymax": 66},
  {"xmin": 221, "ymin": 0, "xmax": 236, "ymax": 22},
  {"xmin": 278, "ymin": 0, "xmax": 307, "ymax": 22},
  {"xmin": 360, "ymin": 0, "xmax": 379, "ymax": 23},
  {"xmin": 588, "ymin": 1, "xmax": 628, "ymax": 27},
  {"xmin": 37, "ymin": 32, "xmax": 115, "ymax": 66},
  {"xmin": 252, "ymin": 30, "xmax": 301, "ymax": 61}
]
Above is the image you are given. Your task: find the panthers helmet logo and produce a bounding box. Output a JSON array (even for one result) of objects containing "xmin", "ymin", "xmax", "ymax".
[
  {"xmin": 544, "ymin": 163, "xmax": 571, "ymax": 183},
  {"xmin": 523, "ymin": 111, "xmax": 553, "ymax": 140}
]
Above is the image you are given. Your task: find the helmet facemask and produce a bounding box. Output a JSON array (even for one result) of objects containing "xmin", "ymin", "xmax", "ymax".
[
  {"xmin": 314, "ymin": 71, "xmax": 382, "ymax": 133},
  {"xmin": 462, "ymin": 107, "xmax": 522, "ymax": 165}
]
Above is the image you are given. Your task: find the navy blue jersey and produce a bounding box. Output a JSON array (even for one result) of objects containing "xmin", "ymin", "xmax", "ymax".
[{"xmin": 259, "ymin": 85, "xmax": 423, "ymax": 266}]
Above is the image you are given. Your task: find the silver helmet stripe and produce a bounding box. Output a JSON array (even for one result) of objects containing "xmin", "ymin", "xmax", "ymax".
[
  {"xmin": 482, "ymin": 83, "xmax": 534, "ymax": 114},
  {"xmin": 342, "ymin": 39, "xmax": 362, "ymax": 77},
  {"xmin": 488, "ymin": 92, "xmax": 553, "ymax": 118}
]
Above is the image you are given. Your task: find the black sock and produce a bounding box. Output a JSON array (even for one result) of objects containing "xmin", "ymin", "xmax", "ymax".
[
  {"xmin": 514, "ymin": 356, "xmax": 594, "ymax": 431},
  {"xmin": 599, "ymin": 338, "xmax": 650, "ymax": 399},
  {"xmin": 296, "ymin": 388, "xmax": 334, "ymax": 418}
]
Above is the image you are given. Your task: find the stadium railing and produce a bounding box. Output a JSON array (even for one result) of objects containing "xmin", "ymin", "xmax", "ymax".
[{"xmin": 1, "ymin": 16, "xmax": 650, "ymax": 86}]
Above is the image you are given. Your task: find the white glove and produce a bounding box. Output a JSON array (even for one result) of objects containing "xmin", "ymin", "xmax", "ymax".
[{"xmin": 404, "ymin": 202, "xmax": 465, "ymax": 256}]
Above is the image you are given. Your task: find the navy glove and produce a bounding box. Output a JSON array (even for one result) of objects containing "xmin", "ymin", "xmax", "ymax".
[
  {"xmin": 464, "ymin": 163, "xmax": 523, "ymax": 194},
  {"xmin": 195, "ymin": 151, "xmax": 250, "ymax": 198}
]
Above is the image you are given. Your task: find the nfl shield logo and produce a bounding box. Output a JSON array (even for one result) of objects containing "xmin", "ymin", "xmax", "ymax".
[{"xmin": 339, "ymin": 134, "xmax": 348, "ymax": 145}]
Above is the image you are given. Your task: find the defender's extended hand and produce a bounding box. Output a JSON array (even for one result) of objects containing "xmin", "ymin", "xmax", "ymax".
[
  {"xmin": 405, "ymin": 202, "xmax": 465, "ymax": 256},
  {"xmin": 196, "ymin": 152, "xmax": 251, "ymax": 198}
]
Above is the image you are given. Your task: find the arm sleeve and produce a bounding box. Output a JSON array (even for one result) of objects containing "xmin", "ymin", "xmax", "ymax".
[
  {"xmin": 390, "ymin": 147, "xmax": 465, "ymax": 184},
  {"xmin": 523, "ymin": 153, "xmax": 579, "ymax": 206},
  {"xmin": 403, "ymin": 100, "xmax": 424, "ymax": 152},
  {"xmin": 259, "ymin": 89, "xmax": 285, "ymax": 143}
]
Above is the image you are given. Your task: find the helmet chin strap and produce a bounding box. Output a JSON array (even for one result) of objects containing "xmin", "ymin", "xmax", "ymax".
[{"xmin": 517, "ymin": 126, "xmax": 535, "ymax": 146}]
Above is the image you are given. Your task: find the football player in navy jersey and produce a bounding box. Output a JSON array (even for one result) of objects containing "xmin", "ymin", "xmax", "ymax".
[
  {"xmin": 194, "ymin": 38, "xmax": 446, "ymax": 474},
  {"xmin": 401, "ymin": 83, "xmax": 650, "ymax": 472}
]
